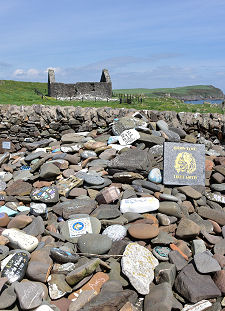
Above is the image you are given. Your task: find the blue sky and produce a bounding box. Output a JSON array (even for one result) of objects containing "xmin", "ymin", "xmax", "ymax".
[{"xmin": 0, "ymin": 0, "xmax": 225, "ymax": 91}]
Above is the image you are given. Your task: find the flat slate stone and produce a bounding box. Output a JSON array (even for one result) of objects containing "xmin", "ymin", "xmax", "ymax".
[
  {"xmin": 175, "ymin": 263, "xmax": 221, "ymax": 303},
  {"xmin": 163, "ymin": 142, "xmax": 205, "ymax": 186},
  {"xmin": 197, "ymin": 206, "xmax": 225, "ymax": 226},
  {"xmin": 194, "ymin": 252, "xmax": 221, "ymax": 273},
  {"xmin": 108, "ymin": 149, "xmax": 152, "ymax": 175},
  {"xmin": 15, "ymin": 281, "xmax": 45, "ymax": 309}
]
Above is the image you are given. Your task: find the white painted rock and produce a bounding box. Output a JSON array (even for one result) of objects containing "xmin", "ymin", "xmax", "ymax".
[
  {"xmin": 121, "ymin": 242, "xmax": 159, "ymax": 295},
  {"xmin": 120, "ymin": 197, "xmax": 159, "ymax": 214},
  {"xmin": 2, "ymin": 228, "xmax": 38, "ymax": 252},
  {"xmin": 34, "ymin": 306, "xmax": 55, "ymax": 311},
  {"xmin": 182, "ymin": 300, "xmax": 212, "ymax": 311},
  {"xmin": 118, "ymin": 129, "xmax": 140, "ymax": 145},
  {"xmin": 102, "ymin": 225, "xmax": 127, "ymax": 241}
]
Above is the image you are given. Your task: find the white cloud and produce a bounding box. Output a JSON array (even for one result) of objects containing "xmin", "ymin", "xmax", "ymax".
[{"xmin": 13, "ymin": 69, "xmax": 25, "ymax": 76}]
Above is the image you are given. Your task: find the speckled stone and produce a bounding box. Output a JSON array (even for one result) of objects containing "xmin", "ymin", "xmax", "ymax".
[{"xmin": 121, "ymin": 242, "xmax": 159, "ymax": 295}]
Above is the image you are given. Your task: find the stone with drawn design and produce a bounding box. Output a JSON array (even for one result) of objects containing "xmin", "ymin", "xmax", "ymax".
[
  {"xmin": 68, "ymin": 272, "xmax": 109, "ymax": 301},
  {"xmin": 31, "ymin": 186, "xmax": 59, "ymax": 203},
  {"xmin": 121, "ymin": 242, "xmax": 159, "ymax": 295}
]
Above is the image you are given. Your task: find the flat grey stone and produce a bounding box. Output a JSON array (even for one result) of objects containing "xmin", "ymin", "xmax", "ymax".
[
  {"xmin": 78, "ymin": 233, "xmax": 112, "ymax": 255},
  {"xmin": 175, "ymin": 263, "xmax": 221, "ymax": 303},
  {"xmin": 154, "ymin": 262, "xmax": 176, "ymax": 285},
  {"xmin": 84, "ymin": 173, "xmax": 104, "ymax": 185},
  {"xmin": 0, "ymin": 285, "xmax": 17, "ymax": 309},
  {"xmin": 158, "ymin": 201, "xmax": 183, "ymax": 218},
  {"xmin": 168, "ymin": 250, "xmax": 188, "ymax": 271},
  {"xmin": 194, "ymin": 252, "xmax": 221, "ymax": 273},
  {"xmin": 211, "ymin": 184, "xmax": 225, "ymax": 192},
  {"xmin": 144, "ymin": 282, "xmax": 182, "ymax": 311}
]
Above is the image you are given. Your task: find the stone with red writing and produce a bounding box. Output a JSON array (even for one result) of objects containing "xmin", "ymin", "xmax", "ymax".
[{"xmin": 68, "ymin": 272, "xmax": 109, "ymax": 301}]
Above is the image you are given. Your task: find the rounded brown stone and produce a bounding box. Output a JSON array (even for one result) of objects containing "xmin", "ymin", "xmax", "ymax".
[
  {"xmin": 128, "ymin": 223, "xmax": 159, "ymax": 239},
  {"xmin": 7, "ymin": 214, "xmax": 33, "ymax": 229},
  {"xmin": 33, "ymin": 181, "xmax": 53, "ymax": 188},
  {"xmin": 0, "ymin": 213, "xmax": 10, "ymax": 227},
  {"xmin": 209, "ymin": 220, "xmax": 222, "ymax": 234},
  {"xmin": 0, "ymin": 235, "xmax": 9, "ymax": 245},
  {"xmin": 69, "ymin": 188, "xmax": 87, "ymax": 197}
]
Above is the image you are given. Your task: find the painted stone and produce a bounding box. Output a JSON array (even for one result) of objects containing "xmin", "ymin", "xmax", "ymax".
[
  {"xmin": 50, "ymin": 248, "xmax": 79, "ymax": 264},
  {"xmin": 57, "ymin": 176, "xmax": 83, "ymax": 196},
  {"xmin": 67, "ymin": 217, "xmax": 93, "ymax": 238},
  {"xmin": 152, "ymin": 246, "xmax": 171, "ymax": 261},
  {"xmin": 120, "ymin": 197, "xmax": 159, "ymax": 214},
  {"xmin": 1, "ymin": 251, "xmax": 29, "ymax": 283},
  {"xmin": 121, "ymin": 242, "xmax": 159, "ymax": 295},
  {"xmin": 31, "ymin": 186, "xmax": 59, "ymax": 203},
  {"xmin": 163, "ymin": 142, "xmax": 205, "ymax": 186},
  {"xmin": 148, "ymin": 168, "xmax": 162, "ymax": 184},
  {"xmin": 102, "ymin": 225, "xmax": 127, "ymax": 241},
  {"xmin": 68, "ymin": 272, "xmax": 109, "ymax": 301},
  {"xmin": 0, "ymin": 205, "xmax": 18, "ymax": 216},
  {"xmin": 2, "ymin": 228, "xmax": 38, "ymax": 252},
  {"xmin": 118, "ymin": 129, "xmax": 140, "ymax": 145}
]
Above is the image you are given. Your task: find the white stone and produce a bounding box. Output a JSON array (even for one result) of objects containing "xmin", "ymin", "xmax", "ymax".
[
  {"xmin": 182, "ymin": 300, "xmax": 212, "ymax": 311},
  {"xmin": 120, "ymin": 197, "xmax": 159, "ymax": 214},
  {"xmin": 118, "ymin": 129, "xmax": 140, "ymax": 145},
  {"xmin": 34, "ymin": 306, "xmax": 55, "ymax": 311},
  {"xmin": 30, "ymin": 202, "xmax": 47, "ymax": 214},
  {"xmin": 61, "ymin": 144, "xmax": 82, "ymax": 153},
  {"xmin": 102, "ymin": 225, "xmax": 127, "ymax": 241},
  {"xmin": 121, "ymin": 242, "xmax": 159, "ymax": 295},
  {"xmin": 2, "ymin": 229, "xmax": 38, "ymax": 252}
]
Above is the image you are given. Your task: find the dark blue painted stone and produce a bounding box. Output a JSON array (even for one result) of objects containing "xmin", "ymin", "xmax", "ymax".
[
  {"xmin": 1, "ymin": 252, "xmax": 29, "ymax": 284},
  {"xmin": 50, "ymin": 248, "xmax": 79, "ymax": 263}
]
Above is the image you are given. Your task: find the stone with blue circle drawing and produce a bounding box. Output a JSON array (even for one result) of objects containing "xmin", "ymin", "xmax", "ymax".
[{"xmin": 148, "ymin": 168, "xmax": 162, "ymax": 184}]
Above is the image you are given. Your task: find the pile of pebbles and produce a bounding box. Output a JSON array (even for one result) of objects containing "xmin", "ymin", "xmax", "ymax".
[{"xmin": 0, "ymin": 112, "xmax": 224, "ymax": 311}]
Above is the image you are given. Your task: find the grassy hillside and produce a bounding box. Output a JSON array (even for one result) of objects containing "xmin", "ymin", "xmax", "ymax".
[
  {"xmin": 113, "ymin": 85, "xmax": 224, "ymax": 99},
  {"xmin": 0, "ymin": 80, "xmax": 223, "ymax": 114}
]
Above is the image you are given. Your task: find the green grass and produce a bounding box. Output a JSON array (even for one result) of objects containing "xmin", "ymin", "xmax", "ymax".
[
  {"xmin": 113, "ymin": 85, "xmax": 224, "ymax": 98},
  {"xmin": 0, "ymin": 80, "xmax": 224, "ymax": 114}
]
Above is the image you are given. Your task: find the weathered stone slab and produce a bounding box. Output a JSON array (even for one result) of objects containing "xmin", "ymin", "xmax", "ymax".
[{"xmin": 163, "ymin": 142, "xmax": 205, "ymax": 185}]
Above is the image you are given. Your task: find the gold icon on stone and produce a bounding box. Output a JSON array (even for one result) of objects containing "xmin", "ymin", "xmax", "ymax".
[{"xmin": 174, "ymin": 152, "xmax": 196, "ymax": 174}]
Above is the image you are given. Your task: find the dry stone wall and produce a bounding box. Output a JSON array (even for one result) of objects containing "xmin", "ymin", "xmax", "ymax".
[{"xmin": 0, "ymin": 104, "xmax": 224, "ymax": 150}]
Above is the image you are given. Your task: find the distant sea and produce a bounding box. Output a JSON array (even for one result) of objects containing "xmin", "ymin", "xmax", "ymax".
[{"xmin": 184, "ymin": 99, "xmax": 223, "ymax": 105}]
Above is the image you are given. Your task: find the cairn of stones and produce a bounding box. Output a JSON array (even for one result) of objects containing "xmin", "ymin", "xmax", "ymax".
[{"xmin": 0, "ymin": 104, "xmax": 224, "ymax": 310}]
